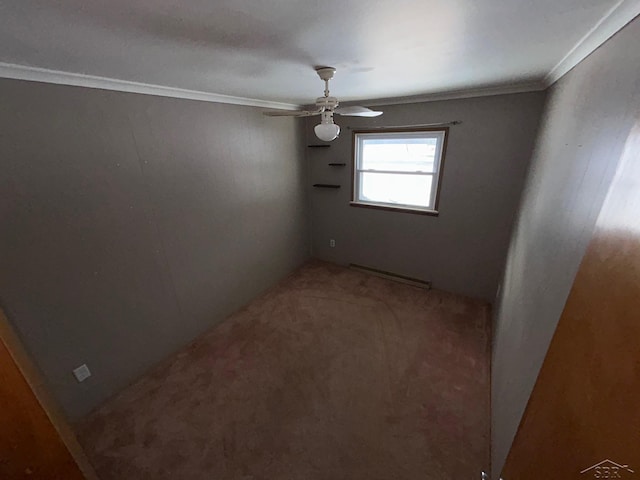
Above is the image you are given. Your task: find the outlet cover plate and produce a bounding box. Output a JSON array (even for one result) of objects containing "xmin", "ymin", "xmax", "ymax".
[{"xmin": 73, "ymin": 364, "xmax": 91, "ymax": 383}]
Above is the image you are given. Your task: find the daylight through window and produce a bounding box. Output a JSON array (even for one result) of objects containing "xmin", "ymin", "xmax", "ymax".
[{"xmin": 352, "ymin": 128, "xmax": 448, "ymax": 214}]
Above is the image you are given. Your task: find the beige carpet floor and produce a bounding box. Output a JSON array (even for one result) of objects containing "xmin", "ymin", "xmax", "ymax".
[{"xmin": 77, "ymin": 261, "xmax": 490, "ymax": 480}]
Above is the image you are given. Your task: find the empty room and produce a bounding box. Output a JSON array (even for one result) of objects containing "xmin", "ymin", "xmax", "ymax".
[{"xmin": 1, "ymin": 1, "xmax": 639, "ymax": 479}]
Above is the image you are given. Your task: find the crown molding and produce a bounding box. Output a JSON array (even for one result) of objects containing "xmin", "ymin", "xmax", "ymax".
[
  {"xmin": 0, "ymin": 60, "xmax": 544, "ymax": 110},
  {"xmin": 544, "ymin": 0, "xmax": 640, "ymax": 86},
  {"xmin": 346, "ymin": 81, "xmax": 546, "ymax": 108},
  {"xmin": 0, "ymin": 62, "xmax": 300, "ymax": 110},
  {"xmin": 2, "ymin": 0, "xmax": 638, "ymax": 110}
]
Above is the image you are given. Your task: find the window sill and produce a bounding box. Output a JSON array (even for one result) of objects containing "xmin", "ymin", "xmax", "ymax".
[{"xmin": 349, "ymin": 201, "xmax": 439, "ymax": 216}]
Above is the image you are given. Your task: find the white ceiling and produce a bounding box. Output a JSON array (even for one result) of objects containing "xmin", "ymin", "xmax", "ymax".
[{"xmin": 0, "ymin": 0, "xmax": 636, "ymax": 106}]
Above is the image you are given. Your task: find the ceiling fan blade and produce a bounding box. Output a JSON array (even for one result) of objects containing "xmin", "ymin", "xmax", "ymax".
[
  {"xmin": 334, "ymin": 106, "xmax": 383, "ymax": 117},
  {"xmin": 262, "ymin": 109, "xmax": 322, "ymax": 117}
]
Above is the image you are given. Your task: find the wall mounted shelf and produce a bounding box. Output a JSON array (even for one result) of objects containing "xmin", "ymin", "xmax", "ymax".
[
  {"xmin": 307, "ymin": 144, "xmax": 331, "ymax": 148},
  {"xmin": 313, "ymin": 184, "xmax": 341, "ymax": 189},
  {"xmin": 328, "ymin": 163, "xmax": 346, "ymax": 166}
]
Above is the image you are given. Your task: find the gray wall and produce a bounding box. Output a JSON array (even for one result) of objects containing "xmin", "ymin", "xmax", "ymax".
[
  {"xmin": 0, "ymin": 79, "xmax": 310, "ymax": 420},
  {"xmin": 491, "ymin": 16, "xmax": 640, "ymax": 476},
  {"xmin": 307, "ymin": 92, "xmax": 546, "ymax": 301}
]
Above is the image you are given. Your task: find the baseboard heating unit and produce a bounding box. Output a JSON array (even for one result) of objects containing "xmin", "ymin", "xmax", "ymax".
[{"xmin": 349, "ymin": 264, "xmax": 432, "ymax": 290}]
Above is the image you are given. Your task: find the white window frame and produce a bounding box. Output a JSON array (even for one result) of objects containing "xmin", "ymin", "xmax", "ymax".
[{"xmin": 351, "ymin": 128, "xmax": 448, "ymax": 215}]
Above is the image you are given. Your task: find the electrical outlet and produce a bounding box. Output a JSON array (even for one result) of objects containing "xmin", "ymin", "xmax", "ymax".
[
  {"xmin": 73, "ymin": 364, "xmax": 91, "ymax": 383},
  {"xmin": 329, "ymin": 239, "xmax": 336, "ymax": 247}
]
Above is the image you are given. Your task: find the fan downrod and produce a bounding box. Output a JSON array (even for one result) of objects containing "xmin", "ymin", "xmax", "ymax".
[{"xmin": 315, "ymin": 67, "xmax": 336, "ymax": 97}]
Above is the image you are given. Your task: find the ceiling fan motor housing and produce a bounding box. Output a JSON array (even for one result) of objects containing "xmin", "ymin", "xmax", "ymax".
[
  {"xmin": 261, "ymin": 66, "xmax": 382, "ymax": 125},
  {"xmin": 316, "ymin": 96, "xmax": 339, "ymax": 110}
]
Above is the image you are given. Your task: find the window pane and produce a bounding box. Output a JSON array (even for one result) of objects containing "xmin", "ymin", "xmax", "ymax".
[
  {"xmin": 359, "ymin": 172, "xmax": 433, "ymax": 208},
  {"xmin": 361, "ymin": 137, "xmax": 437, "ymax": 172}
]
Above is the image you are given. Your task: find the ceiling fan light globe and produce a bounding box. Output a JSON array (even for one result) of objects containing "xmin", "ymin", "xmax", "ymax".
[{"xmin": 314, "ymin": 123, "xmax": 340, "ymax": 142}]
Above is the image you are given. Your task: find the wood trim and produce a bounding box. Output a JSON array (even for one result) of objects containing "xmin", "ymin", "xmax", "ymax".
[
  {"xmin": 351, "ymin": 126, "xmax": 452, "ymax": 135},
  {"xmin": 433, "ymin": 127, "xmax": 449, "ymax": 213},
  {"xmin": 349, "ymin": 201, "xmax": 439, "ymax": 216},
  {"xmin": 0, "ymin": 308, "xmax": 98, "ymax": 480},
  {"xmin": 350, "ymin": 127, "xmax": 449, "ymax": 215},
  {"xmin": 350, "ymin": 128, "xmax": 357, "ymax": 204}
]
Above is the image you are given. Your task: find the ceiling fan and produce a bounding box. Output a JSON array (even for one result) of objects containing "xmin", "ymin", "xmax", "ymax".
[{"xmin": 263, "ymin": 67, "xmax": 383, "ymax": 142}]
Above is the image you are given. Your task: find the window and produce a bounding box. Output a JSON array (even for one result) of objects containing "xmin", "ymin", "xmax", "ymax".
[{"xmin": 351, "ymin": 128, "xmax": 448, "ymax": 215}]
